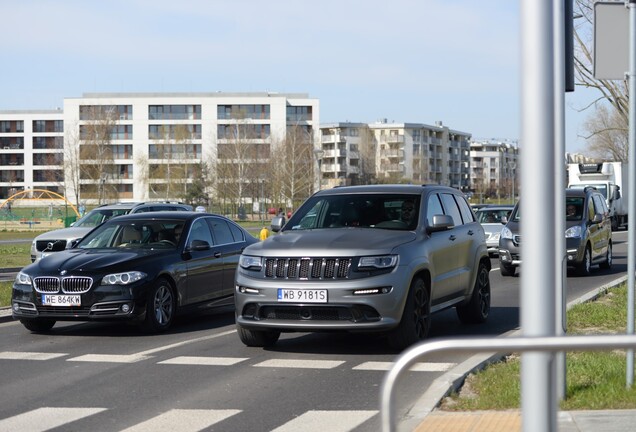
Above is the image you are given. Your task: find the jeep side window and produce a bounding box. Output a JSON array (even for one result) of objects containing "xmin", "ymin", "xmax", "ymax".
[
  {"xmin": 440, "ymin": 193, "xmax": 463, "ymax": 226},
  {"xmin": 455, "ymin": 195, "xmax": 475, "ymax": 224},
  {"xmin": 426, "ymin": 194, "xmax": 444, "ymax": 226}
]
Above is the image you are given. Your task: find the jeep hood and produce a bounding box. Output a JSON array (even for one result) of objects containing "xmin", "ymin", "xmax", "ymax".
[{"xmin": 244, "ymin": 228, "xmax": 416, "ymax": 257}]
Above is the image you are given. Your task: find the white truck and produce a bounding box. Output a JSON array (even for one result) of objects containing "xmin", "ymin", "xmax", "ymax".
[{"xmin": 567, "ymin": 161, "xmax": 627, "ymax": 230}]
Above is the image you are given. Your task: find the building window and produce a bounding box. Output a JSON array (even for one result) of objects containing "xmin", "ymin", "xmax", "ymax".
[
  {"xmin": 149, "ymin": 124, "xmax": 201, "ymax": 140},
  {"xmin": 0, "ymin": 137, "xmax": 24, "ymax": 149},
  {"xmin": 286, "ymin": 106, "xmax": 312, "ymax": 121},
  {"xmin": 217, "ymin": 124, "xmax": 270, "ymax": 140},
  {"xmin": 149, "ymin": 144, "xmax": 201, "ymax": 159},
  {"xmin": 33, "ymin": 153, "xmax": 63, "ymax": 166},
  {"xmin": 217, "ymin": 104, "xmax": 270, "ymax": 120},
  {"xmin": 0, "ymin": 121, "xmax": 24, "ymax": 133},
  {"xmin": 149, "ymin": 105, "xmax": 201, "ymax": 120},
  {"xmin": 80, "ymin": 105, "xmax": 133, "ymax": 120}
]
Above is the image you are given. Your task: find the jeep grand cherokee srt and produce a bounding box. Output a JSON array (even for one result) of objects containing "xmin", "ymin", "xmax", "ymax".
[{"xmin": 234, "ymin": 184, "xmax": 491, "ymax": 350}]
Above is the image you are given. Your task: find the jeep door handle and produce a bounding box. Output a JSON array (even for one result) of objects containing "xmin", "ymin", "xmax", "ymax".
[{"xmin": 449, "ymin": 235, "xmax": 456, "ymax": 241}]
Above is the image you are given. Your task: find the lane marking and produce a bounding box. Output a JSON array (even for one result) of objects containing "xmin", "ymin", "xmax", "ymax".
[
  {"xmin": 0, "ymin": 407, "xmax": 106, "ymax": 432},
  {"xmin": 254, "ymin": 359, "xmax": 345, "ymax": 369},
  {"xmin": 120, "ymin": 409, "xmax": 241, "ymax": 432},
  {"xmin": 0, "ymin": 351, "xmax": 67, "ymax": 360},
  {"xmin": 271, "ymin": 410, "xmax": 377, "ymax": 432},
  {"xmin": 158, "ymin": 356, "xmax": 248, "ymax": 366},
  {"xmin": 352, "ymin": 361, "xmax": 455, "ymax": 372}
]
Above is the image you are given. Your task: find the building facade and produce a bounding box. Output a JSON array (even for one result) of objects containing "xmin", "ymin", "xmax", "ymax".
[
  {"xmin": 469, "ymin": 139, "xmax": 519, "ymax": 200},
  {"xmin": 318, "ymin": 120, "xmax": 471, "ymax": 190}
]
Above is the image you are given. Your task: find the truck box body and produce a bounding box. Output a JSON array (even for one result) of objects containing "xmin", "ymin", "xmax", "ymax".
[{"xmin": 567, "ymin": 162, "xmax": 627, "ymax": 230}]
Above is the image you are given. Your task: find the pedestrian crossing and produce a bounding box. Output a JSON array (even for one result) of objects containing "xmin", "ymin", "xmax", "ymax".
[
  {"xmin": 0, "ymin": 350, "xmax": 456, "ymax": 372},
  {"xmin": 0, "ymin": 407, "xmax": 378, "ymax": 432}
]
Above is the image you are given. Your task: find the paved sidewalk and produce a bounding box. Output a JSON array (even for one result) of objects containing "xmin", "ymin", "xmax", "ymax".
[{"xmin": 414, "ymin": 409, "xmax": 636, "ymax": 431}]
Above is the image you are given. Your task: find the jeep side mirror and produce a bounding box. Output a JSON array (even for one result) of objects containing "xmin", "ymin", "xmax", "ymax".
[
  {"xmin": 427, "ymin": 214, "xmax": 454, "ymax": 233},
  {"xmin": 271, "ymin": 216, "xmax": 285, "ymax": 232}
]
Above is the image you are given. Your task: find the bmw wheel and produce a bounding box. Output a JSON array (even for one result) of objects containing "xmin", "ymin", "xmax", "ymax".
[
  {"xmin": 20, "ymin": 318, "xmax": 55, "ymax": 333},
  {"xmin": 141, "ymin": 278, "xmax": 175, "ymax": 333}
]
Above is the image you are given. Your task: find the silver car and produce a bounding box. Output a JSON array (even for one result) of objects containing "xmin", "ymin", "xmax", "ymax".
[
  {"xmin": 30, "ymin": 202, "xmax": 192, "ymax": 262},
  {"xmin": 234, "ymin": 184, "xmax": 491, "ymax": 350},
  {"xmin": 474, "ymin": 205, "xmax": 513, "ymax": 255}
]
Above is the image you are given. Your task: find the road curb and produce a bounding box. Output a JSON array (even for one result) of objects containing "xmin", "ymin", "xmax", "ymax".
[{"xmin": 401, "ymin": 274, "xmax": 630, "ymax": 429}]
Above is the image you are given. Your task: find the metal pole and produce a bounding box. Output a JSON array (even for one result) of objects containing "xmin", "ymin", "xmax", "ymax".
[
  {"xmin": 554, "ymin": 0, "xmax": 568, "ymax": 402},
  {"xmin": 520, "ymin": 1, "xmax": 557, "ymax": 431},
  {"xmin": 627, "ymin": 0, "xmax": 636, "ymax": 387}
]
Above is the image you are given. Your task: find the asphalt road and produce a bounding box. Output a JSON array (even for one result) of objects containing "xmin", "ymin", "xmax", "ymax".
[{"xmin": 0, "ymin": 231, "xmax": 628, "ymax": 431}]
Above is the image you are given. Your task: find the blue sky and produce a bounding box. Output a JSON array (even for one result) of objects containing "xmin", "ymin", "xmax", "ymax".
[{"xmin": 1, "ymin": 0, "xmax": 595, "ymax": 153}]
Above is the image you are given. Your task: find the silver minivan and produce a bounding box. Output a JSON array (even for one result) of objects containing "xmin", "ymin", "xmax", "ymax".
[{"xmin": 234, "ymin": 184, "xmax": 491, "ymax": 350}]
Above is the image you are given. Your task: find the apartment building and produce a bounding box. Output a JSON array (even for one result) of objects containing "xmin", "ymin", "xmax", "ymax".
[
  {"xmin": 0, "ymin": 110, "xmax": 65, "ymax": 200},
  {"xmin": 318, "ymin": 120, "xmax": 471, "ymax": 190},
  {"xmin": 0, "ymin": 93, "xmax": 319, "ymax": 206},
  {"xmin": 469, "ymin": 139, "xmax": 519, "ymax": 200}
]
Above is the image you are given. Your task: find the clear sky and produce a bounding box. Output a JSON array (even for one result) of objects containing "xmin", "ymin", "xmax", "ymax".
[{"xmin": 1, "ymin": 0, "xmax": 595, "ymax": 153}]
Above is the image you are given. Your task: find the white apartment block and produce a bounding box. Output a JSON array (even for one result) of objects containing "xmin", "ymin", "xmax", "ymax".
[
  {"xmin": 319, "ymin": 120, "xmax": 471, "ymax": 190},
  {"xmin": 469, "ymin": 139, "xmax": 519, "ymax": 200},
  {"xmin": 0, "ymin": 92, "xmax": 319, "ymax": 205},
  {"xmin": 0, "ymin": 110, "xmax": 64, "ymax": 200}
]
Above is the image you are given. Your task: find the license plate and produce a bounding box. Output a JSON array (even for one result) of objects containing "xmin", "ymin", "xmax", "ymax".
[
  {"xmin": 277, "ymin": 289, "xmax": 328, "ymax": 303},
  {"xmin": 42, "ymin": 294, "xmax": 81, "ymax": 306}
]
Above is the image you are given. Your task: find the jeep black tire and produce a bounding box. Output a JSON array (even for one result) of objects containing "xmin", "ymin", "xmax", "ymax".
[
  {"xmin": 237, "ymin": 324, "xmax": 280, "ymax": 347},
  {"xmin": 388, "ymin": 277, "xmax": 431, "ymax": 350},
  {"xmin": 457, "ymin": 262, "xmax": 491, "ymax": 324}
]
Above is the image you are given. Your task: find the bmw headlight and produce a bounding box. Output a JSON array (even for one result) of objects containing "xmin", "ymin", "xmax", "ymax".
[
  {"xmin": 500, "ymin": 227, "xmax": 513, "ymax": 240},
  {"xmin": 357, "ymin": 255, "xmax": 398, "ymax": 270},
  {"xmin": 239, "ymin": 255, "xmax": 263, "ymax": 270},
  {"xmin": 565, "ymin": 225, "xmax": 582, "ymax": 238},
  {"xmin": 102, "ymin": 271, "xmax": 146, "ymax": 286},
  {"xmin": 15, "ymin": 272, "xmax": 32, "ymax": 285}
]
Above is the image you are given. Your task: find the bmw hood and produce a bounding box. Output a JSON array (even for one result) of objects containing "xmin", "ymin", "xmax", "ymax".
[
  {"xmin": 244, "ymin": 228, "xmax": 416, "ymax": 257},
  {"xmin": 25, "ymin": 249, "xmax": 156, "ymax": 274}
]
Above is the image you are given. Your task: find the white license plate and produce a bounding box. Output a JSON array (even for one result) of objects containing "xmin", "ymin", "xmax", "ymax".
[
  {"xmin": 42, "ymin": 294, "xmax": 81, "ymax": 306},
  {"xmin": 277, "ymin": 289, "xmax": 327, "ymax": 303}
]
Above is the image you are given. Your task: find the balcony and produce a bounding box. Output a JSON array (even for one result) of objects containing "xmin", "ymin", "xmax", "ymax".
[{"xmin": 380, "ymin": 135, "xmax": 404, "ymax": 144}]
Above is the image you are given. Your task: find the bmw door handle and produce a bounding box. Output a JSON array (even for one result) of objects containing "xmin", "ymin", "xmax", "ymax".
[
  {"xmin": 467, "ymin": 230, "xmax": 474, "ymax": 235},
  {"xmin": 449, "ymin": 235, "xmax": 456, "ymax": 241},
  {"xmin": 214, "ymin": 251, "xmax": 222, "ymax": 258}
]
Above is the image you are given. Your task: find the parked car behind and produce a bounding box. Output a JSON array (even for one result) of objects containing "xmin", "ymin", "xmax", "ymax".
[
  {"xmin": 498, "ymin": 187, "xmax": 612, "ymax": 277},
  {"xmin": 474, "ymin": 205, "xmax": 513, "ymax": 256},
  {"xmin": 13, "ymin": 211, "xmax": 257, "ymax": 333},
  {"xmin": 234, "ymin": 184, "xmax": 491, "ymax": 350},
  {"xmin": 30, "ymin": 202, "xmax": 192, "ymax": 262}
]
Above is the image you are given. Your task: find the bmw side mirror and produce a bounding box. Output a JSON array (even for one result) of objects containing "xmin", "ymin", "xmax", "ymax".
[
  {"xmin": 188, "ymin": 239, "xmax": 211, "ymax": 251},
  {"xmin": 501, "ymin": 216, "xmax": 508, "ymax": 224}
]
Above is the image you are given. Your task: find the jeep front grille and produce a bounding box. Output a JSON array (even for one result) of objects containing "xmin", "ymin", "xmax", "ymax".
[{"xmin": 264, "ymin": 258, "xmax": 351, "ymax": 280}]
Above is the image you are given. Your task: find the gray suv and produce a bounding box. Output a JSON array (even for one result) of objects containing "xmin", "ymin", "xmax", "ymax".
[
  {"xmin": 498, "ymin": 187, "xmax": 612, "ymax": 277},
  {"xmin": 30, "ymin": 202, "xmax": 193, "ymax": 262},
  {"xmin": 234, "ymin": 184, "xmax": 491, "ymax": 350}
]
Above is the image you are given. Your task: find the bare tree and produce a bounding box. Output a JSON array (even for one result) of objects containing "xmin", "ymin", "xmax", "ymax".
[
  {"xmin": 148, "ymin": 124, "xmax": 195, "ymax": 200},
  {"xmin": 276, "ymin": 124, "xmax": 314, "ymax": 211},
  {"xmin": 78, "ymin": 105, "xmax": 118, "ymax": 204},
  {"xmin": 355, "ymin": 127, "xmax": 379, "ymax": 185},
  {"xmin": 574, "ymin": 0, "xmax": 628, "ymax": 160}
]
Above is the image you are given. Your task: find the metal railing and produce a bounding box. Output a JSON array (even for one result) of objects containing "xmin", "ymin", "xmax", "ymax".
[{"xmin": 380, "ymin": 334, "xmax": 636, "ymax": 432}]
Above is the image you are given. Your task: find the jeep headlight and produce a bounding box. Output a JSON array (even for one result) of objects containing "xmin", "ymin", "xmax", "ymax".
[
  {"xmin": 565, "ymin": 225, "xmax": 582, "ymax": 239},
  {"xmin": 239, "ymin": 255, "xmax": 263, "ymax": 270},
  {"xmin": 500, "ymin": 227, "xmax": 513, "ymax": 240},
  {"xmin": 102, "ymin": 271, "xmax": 146, "ymax": 285},
  {"xmin": 357, "ymin": 255, "xmax": 398, "ymax": 270}
]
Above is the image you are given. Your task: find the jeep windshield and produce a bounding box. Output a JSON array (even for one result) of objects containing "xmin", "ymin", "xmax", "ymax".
[{"xmin": 285, "ymin": 194, "xmax": 421, "ymax": 231}]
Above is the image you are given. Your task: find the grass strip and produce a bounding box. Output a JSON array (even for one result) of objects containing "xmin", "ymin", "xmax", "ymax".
[{"xmin": 441, "ymin": 284, "xmax": 636, "ymax": 410}]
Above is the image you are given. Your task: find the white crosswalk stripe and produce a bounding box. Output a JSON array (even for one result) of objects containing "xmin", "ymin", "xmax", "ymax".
[
  {"xmin": 0, "ymin": 407, "xmax": 107, "ymax": 432},
  {"xmin": 119, "ymin": 409, "xmax": 241, "ymax": 432},
  {"xmin": 158, "ymin": 356, "xmax": 248, "ymax": 366},
  {"xmin": 352, "ymin": 361, "xmax": 456, "ymax": 372},
  {"xmin": 0, "ymin": 351, "xmax": 67, "ymax": 360},
  {"xmin": 254, "ymin": 358, "xmax": 346, "ymax": 369},
  {"xmin": 271, "ymin": 410, "xmax": 377, "ymax": 432},
  {"xmin": 68, "ymin": 353, "xmax": 152, "ymax": 363}
]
